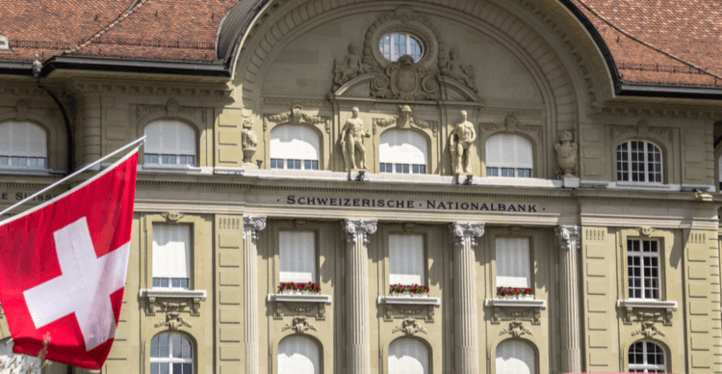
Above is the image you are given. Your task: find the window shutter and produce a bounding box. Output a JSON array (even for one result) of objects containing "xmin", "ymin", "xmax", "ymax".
[
  {"xmin": 485, "ymin": 134, "xmax": 533, "ymax": 169},
  {"xmin": 389, "ymin": 234, "xmax": 425, "ymax": 285},
  {"xmin": 495, "ymin": 237, "xmax": 531, "ymax": 288},
  {"xmin": 0, "ymin": 122, "xmax": 47, "ymax": 158},
  {"xmin": 270, "ymin": 125, "xmax": 320, "ymax": 160},
  {"xmin": 144, "ymin": 121, "xmax": 196, "ymax": 156},
  {"xmin": 388, "ymin": 338, "xmax": 429, "ymax": 374},
  {"xmin": 279, "ymin": 231, "xmax": 316, "ymax": 283},
  {"xmin": 496, "ymin": 340, "xmax": 535, "ymax": 374},
  {"xmin": 277, "ymin": 336, "xmax": 320, "ymax": 374},
  {"xmin": 379, "ymin": 130, "xmax": 428, "ymax": 165},
  {"xmin": 152, "ymin": 224, "xmax": 191, "ymax": 279}
]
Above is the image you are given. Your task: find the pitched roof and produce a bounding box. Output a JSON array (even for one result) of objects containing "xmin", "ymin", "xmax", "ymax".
[{"xmin": 2, "ymin": 0, "xmax": 721, "ymax": 90}]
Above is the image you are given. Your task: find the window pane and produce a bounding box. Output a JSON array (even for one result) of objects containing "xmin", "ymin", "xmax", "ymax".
[
  {"xmin": 181, "ymin": 278, "xmax": 189, "ymax": 288},
  {"xmin": 187, "ymin": 156, "xmax": 194, "ymax": 165},
  {"xmin": 312, "ymin": 160, "xmax": 319, "ymax": 170},
  {"xmin": 160, "ymin": 278, "xmax": 169, "ymax": 288},
  {"xmin": 0, "ymin": 156, "xmax": 7, "ymax": 166},
  {"xmin": 151, "ymin": 363, "xmax": 160, "ymax": 374},
  {"xmin": 168, "ymin": 155, "xmax": 176, "ymax": 164},
  {"xmin": 172, "ymin": 278, "xmax": 181, "ymax": 288},
  {"xmin": 304, "ymin": 160, "xmax": 311, "ymax": 170},
  {"xmin": 403, "ymin": 164, "xmax": 410, "ymax": 173},
  {"xmin": 159, "ymin": 363, "xmax": 168, "ymax": 374},
  {"xmin": 183, "ymin": 364, "xmax": 192, "ymax": 374},
  {"xmin": 151, "ymin": 154, "xmax": 158, "ymax": 164}
]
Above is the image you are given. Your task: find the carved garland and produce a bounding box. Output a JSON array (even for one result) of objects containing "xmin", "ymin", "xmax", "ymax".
[{"xmin": 264, "ymin": 104, "xmax": 330, "ymax": 134}]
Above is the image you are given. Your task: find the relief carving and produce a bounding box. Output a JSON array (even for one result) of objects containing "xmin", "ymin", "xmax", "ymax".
[
  {"xmin": 554, "ymin": 131, "xmax": 578, "ymax": 178},
  {"xmin": 449, "ymin": 110, "xmax": 477, "ymax": 176},
  {"xmin": 440, "ymin": 47, "xmax": 477, "ymax": 92},
  {"xmin": 154, "ymin": 312, "xmax": 192, "ymax": 330},
  {"xmin": 333, "ymin": 43, "xmax": 371, "ymax": 89},
  {"xmin": 370, "ymin": 55, "xmax": 440, "ymax": 100},
  {"xmin": 392, "ymin": 319, "xmax": 427, "ymax": 336},
  {"xmin": 161, "ymin": 212, "xmax": 185, "ymax": 222},
  {"xmin": 631, "ymin": 321, "xmax": 665, "ymax": 338},
  {"xmin": 372, "ymin": 105, "xmax": 437, "ymax": 136},
  {"xmin": 273, "ymin": 302, "xmax": 326, "ymax": 321},
  {"xmin": 499, "ymin": 321, "xmax": 533, "ymax": 337},
  {"xmin": 264, "ymin": 104, "xmax": 329, "ymax": 133},
  {"xmin": 480, "ymin": 114, "xmax": 542, "ymax": 140},
  {"xmin": 384, "ymin": 304, "xmax": 435, "ymax": 322},
  {"xmin": 341, "ymin": 107, "xmax": 371, "ymax": 171},
  {"xmin": 282, "ymin": 317, "xmax": 317, "ymax": 334}
]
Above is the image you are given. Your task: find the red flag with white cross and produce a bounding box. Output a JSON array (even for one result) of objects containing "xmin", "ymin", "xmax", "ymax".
[{"xmin": 0, "ymin": 150, "xmax": 137, "ymax": 369}]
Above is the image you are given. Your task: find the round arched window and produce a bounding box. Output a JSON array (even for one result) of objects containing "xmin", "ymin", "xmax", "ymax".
[{"xmin": 379, "ymin": 33, "xmax": 424, "ymax": 62}]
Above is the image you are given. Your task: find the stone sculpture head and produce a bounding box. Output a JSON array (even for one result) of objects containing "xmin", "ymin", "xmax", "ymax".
[{"xmin": 351, "ymin": 107, "xmax": 359, "ymax": 117}]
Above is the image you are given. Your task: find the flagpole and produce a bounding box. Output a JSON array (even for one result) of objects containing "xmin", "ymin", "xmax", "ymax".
[{"xmin": 0, "ymin": 136, "xmax": 146, "ymax": 217}]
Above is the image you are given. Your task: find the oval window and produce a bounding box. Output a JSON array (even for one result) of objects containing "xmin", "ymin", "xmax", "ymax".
[{"xmin": 379, "ymin": 33, "xmax": 424, "ymax": 62}]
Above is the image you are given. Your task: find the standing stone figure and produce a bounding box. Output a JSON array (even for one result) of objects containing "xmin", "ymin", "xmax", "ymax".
[
  {"xmin": 554, "ymin": 131, "xmax": 578, "ymax": 178},
  {"xmin": 241, "ymin": 117, "xmax": 258, "ymax": 166},
  {"xmin": 449, "ymin": 110, "xmax": 477, "ymax": 175},
  {"xmin": 341, "ymin": 107, "xmax": 371, "ymax": 171}
]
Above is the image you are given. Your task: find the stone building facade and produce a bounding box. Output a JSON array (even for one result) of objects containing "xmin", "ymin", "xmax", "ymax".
[{"xmin": 1, "ymin": 0, "xmax": 722, "ymax": 373}]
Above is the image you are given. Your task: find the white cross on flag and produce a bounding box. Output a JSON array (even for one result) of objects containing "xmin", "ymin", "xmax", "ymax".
[{"xmin": 0, "ymin": 150, "xmax": 138, "ymax": 369}]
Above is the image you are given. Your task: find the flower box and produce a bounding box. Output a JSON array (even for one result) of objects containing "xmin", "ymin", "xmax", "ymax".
[
  {"xmin": 496, "ymin": 286, "xmax": 534, "ymax": 300},
  {"xmin": 277, "ymin": 282, "xmax": 321, "ymax": 295},
  {"xmin": 389, "ymin": 283, "xmax": 430, "ymax": 297}
]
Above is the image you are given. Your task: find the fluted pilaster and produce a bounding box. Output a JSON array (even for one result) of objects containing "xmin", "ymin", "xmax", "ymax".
[
  {"xmin": 243, "ymin": 216, "xmax": 266, "ymax": 374},
  {"xmin": 344, "ymin": 219, "xmax": 377, "ymax": 374},
  {"xmin": 556, "ymin": 225, "xmax": 582, "ymax": 373},
  {"xmin": 451, "ymin": 222, "xmax": 485, "ymax": 374}
]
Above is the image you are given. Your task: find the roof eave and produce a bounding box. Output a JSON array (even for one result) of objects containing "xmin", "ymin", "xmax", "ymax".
[{"xmin": 619, "ymin": 83, "xmax": 722, "ymax": 101}]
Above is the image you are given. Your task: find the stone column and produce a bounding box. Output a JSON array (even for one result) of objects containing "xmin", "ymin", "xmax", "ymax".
[
  {"xmin": 343, "ymin": 219, "xmax": 377, "ymax": 374},
  {"xmin": 450, "ymin": 222, "xmax": 485, "ymax": 374},
  {"xmin": 556, "ymin": 225, "xmax": 582, "ymax": 373},
  {"xmin": 243, "ymin": 216, "xmax": 266, "ymax": 374}
]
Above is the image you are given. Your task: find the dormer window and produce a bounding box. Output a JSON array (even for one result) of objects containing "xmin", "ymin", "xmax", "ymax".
[
  {"xmin": 616, "ymin": 140, "xmax": 662, "ymax": 183},
  {"xmin": 0, "ymin": 36, "xmax": 9, "ymax": 51}
]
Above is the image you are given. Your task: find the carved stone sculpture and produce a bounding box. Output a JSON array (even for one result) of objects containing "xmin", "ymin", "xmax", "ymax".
[
  {"xmin": 440, "ymin": 47, "xmax": 477, "ymax": 92},
  {"xmin": 341, "ymin": 107, "xmax": 371, "ymax": 171},
  {"xmin": 554, "ymin": 131, "xmax": 578, "ymax": 178},
  {"xmin": 449, "ymin": 110, "xmax": 476, "ymax": 175},
  {"xmin": 333, "ymin": 43, "xmax": 365, "ymax": 89},
  {"xmin": 242, "ymin": 117, "xmax": 258, "ymax": 166},
  {"xmin": 371, "ymin": 55, "xmax": 440, "ymax": 100}
]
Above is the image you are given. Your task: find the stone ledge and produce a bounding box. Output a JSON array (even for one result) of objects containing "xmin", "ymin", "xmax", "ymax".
[
  {"xmin": 139, "ymin": 289, "xmax": 207, "ymax": 299},
  {"xmin": 484, "ymin": 298, "xmax": 547, "ymax": 308},
  {"xmin": 267, "ymin": 293, "xmax": 332, "ymax": 304},
  {"xmin": 377, "ymin": 296, "xmax": 441, "ymax": 306},
  {"xmin": 617, "ymin": 299, "xmax": 678, "ymax": 325}
]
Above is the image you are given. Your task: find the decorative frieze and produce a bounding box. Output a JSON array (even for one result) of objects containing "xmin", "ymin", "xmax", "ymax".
[{"xmin": 264, "ymin": 104, "xmax": 329, "ymax": 133}]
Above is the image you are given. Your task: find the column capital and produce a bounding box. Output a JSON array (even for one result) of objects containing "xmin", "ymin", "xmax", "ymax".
[
  {"xmin": 343, "ymin": 219, "xmax": 377, "ymax": 244},
  {"xmin": 450, "ymin": 222, "xmax": 485, "ymax": 247},
  {"xmin": 243, "ymin": 216, "xmax": 267, "ymax": 241},
  {"xmin": 555, "ymin": 225, "xmax": 580, "ymax": 251}
]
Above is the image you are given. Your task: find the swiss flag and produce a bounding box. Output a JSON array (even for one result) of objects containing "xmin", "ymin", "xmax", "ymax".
[{"xmin": 0, "ymin": 151, "xmax": 138, "ymax": 369}]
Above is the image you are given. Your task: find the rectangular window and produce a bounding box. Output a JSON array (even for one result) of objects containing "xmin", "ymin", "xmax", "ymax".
[
  {"xmin": 380, "ymin": 163, "xmax": 392, "ymax": 173},
  {"xmin": 389, "ymin": 234, "xmax": 425, "ymax": 285},
  {"xmin": 501, "ymin": 167, "xmax": 514, "ymax": 177},
  {"xmin": 627, "ymin": 239, "xmax": 661, "ymax": 300},
  {"xmin": 486, "ymin": 167, "xmax": 499, "ymax": 177},
  {"xmin": 144, "ymin": 153, "xmax": 194, "ymax": 166},
  {"xmin": 495, "ymin": 237, "xmax": 531, "ymax": 288},
  {"xmin": 152, "ymin": 224, "xmax": 191, "ymax": 289},
  {"xmin": 279, "ymin": 231, "xmax": 316, "ymax": 283},
  {"xmin": 270, "ymin": 158, "xmax": 319, "ymax": 170}
]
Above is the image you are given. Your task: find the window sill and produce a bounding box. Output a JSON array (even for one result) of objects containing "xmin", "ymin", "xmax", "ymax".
[
  {"xmin": 139, "ymin": 289, "xmax": 207, "ymax": 316},
  {"xmin": 377, "ymin": 296, "xmax": 440, "ymax": 306},
  {"xmin": 267, "ymin": 293, "xmax": 332, "ymax": 304},
  {"xmin": 485, "ymin": 298, "xmax": 546, "ymax": 324},
  {"xmin": 138, "ymin": 165, "xmax": 203, "ymax": 174},
  {"xmin": 0, "ymin": 168, "xmax": 64, "ymax": 177},
  {"xmin": 617, "ymin": 299, "xmax": 677, "ymax": 325},
  {"xmin": 614, "ymin": 182, "xmax": 670, "ymax": 190}
]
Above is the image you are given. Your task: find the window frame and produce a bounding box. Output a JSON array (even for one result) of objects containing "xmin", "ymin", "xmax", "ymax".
[
  {"xmin": 626, "ymin": 238, "xmax": 663, "ymax": 301},
  {"xmin": 628, "ymin": 341, "xmax": 667, "ymax": 373},
  {"xmin": 615, "ymin": 140, "xmax": 663, "ymax": 184},
  {"xmin": 150, "ymin": 332, "xmax": 194, "ymax": 374},
  {"xmin": 387, "ymin": 337, "xmax": 430, "ymax": 374},
  {"xmin": 142, "ymin": 119, "xmax": 199, "ymax": 168},
  {"xmin": 484, "ymin": 133, "xmax": 535, "ymax": 179},
  {"xmin": 0, "ymin": 120, "xmax": 50, "ymax": 171},
  {"xmin": 492, "ymin": 234, "xmax": 535, "ymax": 291},
  {"xmin": 388, "ymin": 233, "xmax": 427, "ymax": 286},
  {"xmin": 494, "ymin": 339, "xmax": 537, "ymax": 374},
  {"xmin": 379, "ymin": 32, "xmax": 424, "ymax": 62},
  {"xmin": 278, "ymin": 229, "xmax": 319, "ymax": 284},
  {"xmin": 276, "ymin": 335, "xmax": 322, "ymax": 374},
  {"xmin": 151, "ymin": 223, "xmax": 193, "ymax": 291}
]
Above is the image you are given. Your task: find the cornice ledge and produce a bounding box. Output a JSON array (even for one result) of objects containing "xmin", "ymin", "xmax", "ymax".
[
  {"xmin": 617, "ymin": 299, "xmax": 678, "ymax": 310},
  {"xmin": 69, "ymin": 79, "xmax": 233, "ymax": 101},
  {"xmin": 484, "ymin": 298, "xmax": 547, "ymax": 309}
]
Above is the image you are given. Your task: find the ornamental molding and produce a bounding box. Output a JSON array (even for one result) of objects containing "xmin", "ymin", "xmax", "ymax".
[
  {"xmin": 636, "ymin": 227, "xmax": 655, "ymax": 237},
  {"xmin": 161, "ymin": 211, "xmax": 185, "ymax": 223},
  {"xmin": 243, "ymin": 216, "xmax": 267, "ymax": 241},
  {"xmin": 140, "ymin": 289, "xmax": 206, "ymax": 316},
  {"xmin": 631, "ymin": 321, "xmax": 666, "ymax": 338},
  {"xmin": 135, "ymin": 102, "xmax": 206, "ymax": 125},
  {"xmin": 555, "ymin": 225, "xmax": 580, "ymax": 251},
  {"xmin": 370, "ymin": 55, "xmax": 440, "ymax": 100},
  {"xmin": 617, "ymin": 299, "xmax": 677, "ymax": 326},
  {"xmin": 608, "ymin": 122, "xmax": 674, "ymax": 143},
  {"xmin": 263, "ymin": 96, "xmax": 328, "ymax": 108},
  {"xmin": 71, "ymin": 80, "xmax": 232, "ymax": 101},
  {"xmin": 485, "ymin": 299, "xmax": 546, "ymax": 325},
  {"xmin": 344, "ymin": 219, "xmax": 378, "ymax": 243},
  {"xmin": 479, "ymin": 114, "xmax": 543, "ymax": 141},
  {"xmin": 591, "ymin": 104, "xmax": 722, "ymax": 120},
  {"xmin": 282, "ymin": 317, "xmax": 317, "ymax": 334},
  {"xmin": 154, "ymin": 312, "xmax": 192, "ymax": 330},
  {"xmin": 372, "ymin": 105, "xmax": 438, "ymax": 137},
  {"xmin": 263, "ymin": 104, "xmax": 330, "ymax": 133},
  {"xmin": 267, "ymin": 294, "xmax": 331, "ymax": 321},
  {"xmin": 392, "ymin": 319, "xmax": 427, "ymax": 336},
  {"xmin": 499, "ymin": 321, "xmax": 533, "ymax": 338},
  {"xmin": 450, "ymin": 222, "xmax": 485, "ymax": 246}
]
